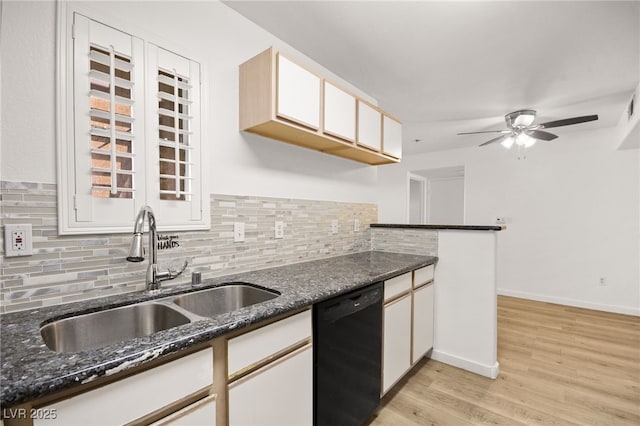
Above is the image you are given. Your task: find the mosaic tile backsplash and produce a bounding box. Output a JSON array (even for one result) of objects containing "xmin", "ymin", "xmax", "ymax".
[
  {"xmin": 0, "ymin": 181, "xmax": 379, "ymax": 313},
  {"xmin": 371, "ymin": 227, "xmax": 438, "ymax": 256}
]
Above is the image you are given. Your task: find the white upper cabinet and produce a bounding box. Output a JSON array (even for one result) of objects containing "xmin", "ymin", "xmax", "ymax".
[
  {"xmin": 357, "ymin": 101, "xmax": 382, "ymax": 151},
  {"xmin": 383, "ymin": 115, "xmax": 403, "ymax": 159},
  {"xmin": 323, "ymin": 81, "xmax": 356, "ymax": 142},
  {"xmin": 276, "ymin": 54, "xmax": 321, "ymax": 130},
  {"xmin": 240, "ymin": 47, "xmax": 400, "ymax": 165}
]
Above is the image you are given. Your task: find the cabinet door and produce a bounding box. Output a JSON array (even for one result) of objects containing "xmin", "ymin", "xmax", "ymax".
[
  {"xmin": 34, "ymin": 349, "xmax": 213, "ymax": 426},
  {"xmin": 357, "ymin": 101, "xmax": 382, "ymax": 151},
  {"xmin": 151, "ymin": 396, "xmax": 216, "ymax": 426},
  {"xmin": 323, "ymin": 81, "xmax": 356, "ymax": 141},
  {"xmin": 382, "ymin": 115, "xmax": 402, "ymax": 159},
  {"xmin": 412, "ymin": 284, "xmax": 434, "ymax": 363},
  {"xmin": 228, "ymin": 345, "xmax": 312, "ymax": 426},
  {"xmin": 276, "ymin": 54, "xmax": 320, "ymax": 130},
  {"xmin": 382, "ymin": 295, "xmax": 412, "ymax": 394}
]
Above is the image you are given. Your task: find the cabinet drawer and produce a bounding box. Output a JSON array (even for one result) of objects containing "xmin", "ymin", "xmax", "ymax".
[
  {"xmin": 384, "ymin": 272, "xmax": 412, "ymax": 301},
  {"xmin": 151, "ymin": 395, "xmax": 216, "ymax": 426},
  {"xmin": 414, "ymin": 264, "xmax": 435, "ymax": 287},
  {"xmin": 35, "ymin": 348, "xmax": 213, "ymax": 426},
  {"xmin": 228, "ymin": 310, "xmax": 311, "ymax": 377}
]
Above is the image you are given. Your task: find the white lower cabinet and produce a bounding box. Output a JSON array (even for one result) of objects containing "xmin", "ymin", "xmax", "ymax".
[
  {"xmin": 34, "ymin": 348, "xmax": 214, "ymax": 426},
  {"xmin": 382, "ymin": 265, "xmax": 436, "ymax": 395},
  {"xmin": 227, "ymin": 309, "xmax": 312, "ymax": 426},
  {"xmin": 382, "ymin": 294, "xmax": 412, "ymax": 394},
  {"xmin": 412, "ymin": 283, "xmax": 434, "ymax": 363},
  {"xmin": 228, "ymin": 344, "xmax": 312, "ymax": 426},
  {"xmin": 152, "ymin": 395, "xmax": 216, "ymax": 426}
]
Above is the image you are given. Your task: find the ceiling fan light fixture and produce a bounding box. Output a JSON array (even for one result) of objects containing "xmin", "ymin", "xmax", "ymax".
[
  {"xmin": 501, "ymin": 136, "xmax": 515, "ymax": 149},
  {"xmin": 512, "ymin": 113, "xmax": 536, "ymax": 127},
  {"xmin": 505, "ymin": 109, "xmax": 537, "ymax": 128},
  {"xmin": 516, "ymin": 133, "xmax": 536, "ymax": 148},
  {"xmin": 460, "ymin": 108, "xmax": 597, "ymax": 150}
]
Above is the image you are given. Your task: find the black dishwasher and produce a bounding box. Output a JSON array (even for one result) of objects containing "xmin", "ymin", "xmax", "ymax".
[{"xmin": 313, "ymin": 282, "xmax": 383, "ymax": 426}]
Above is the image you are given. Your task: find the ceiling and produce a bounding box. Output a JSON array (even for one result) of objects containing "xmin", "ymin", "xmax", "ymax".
[{"xmin": 224, "ymin": 0, "xmax": 639, "ymax": 154}]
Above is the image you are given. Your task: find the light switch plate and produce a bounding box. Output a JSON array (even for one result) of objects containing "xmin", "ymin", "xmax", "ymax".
[
  {"xmin": 4, "ymin": 224, "xmax": 33, "ymax": 257},
  {"xmin": 331, "ymin": 220, "xmax": 339, "ymax": 234},
  {"xmin": 233, "ymin": 222, "xmax": 245, "ymax": 243},
  {"xmin": 275, "ymin": 221, "xmax": 284, "ymax": 239}
]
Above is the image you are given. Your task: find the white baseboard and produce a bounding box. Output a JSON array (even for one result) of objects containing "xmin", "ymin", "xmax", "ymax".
[
  {"xmin": 497, "ymin": 288, "xmax": 640, "ymax": 317},
  {"xmin": 431, "ymin": 350, "xmax": 500, "ymax": 379}
]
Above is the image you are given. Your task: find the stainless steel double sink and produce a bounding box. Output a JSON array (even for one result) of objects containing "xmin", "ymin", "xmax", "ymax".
[{"xmin": 40, "ymin": 283, "xmax": 280, "ymax": 353}]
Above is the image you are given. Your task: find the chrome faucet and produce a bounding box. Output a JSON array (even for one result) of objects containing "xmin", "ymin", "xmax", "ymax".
[{"xmin": 126, "ymin": 205, "xmax": 187, "ymax": 291}]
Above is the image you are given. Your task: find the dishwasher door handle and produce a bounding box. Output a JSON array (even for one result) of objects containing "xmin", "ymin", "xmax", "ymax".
[{"xmin": 318, "ymin": 288, "xmax": 382, "ymax": 323}]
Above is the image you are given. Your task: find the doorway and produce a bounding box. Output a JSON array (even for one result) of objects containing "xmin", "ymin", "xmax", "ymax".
[
  {"xmin": 408, "ymin": 166, "xmax": 465, "ymax": 224},
  {"xmin": 408, "ymin": 173, "xmax": 427, "ymax": 224}
]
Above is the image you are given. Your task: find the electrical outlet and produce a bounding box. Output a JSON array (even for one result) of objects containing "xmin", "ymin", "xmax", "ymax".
[
  {"xmin": 354, "ymin": 219, "xmax": 360, "ymax": 232},
  {"xmin": 599, "ymin": 277, "xmax": 607, "ymax": 286},
  {"xmin": 275, "ymin": 221, "xmax": 284, "ymax": 239},
  {"xmin": 4, "ymin": 224, "xmax": 33, "ymax": 257},
  {"xmin": 496, "ymin": 217, "xmax": 506, "ymax": 224},
  {"xmin": 331, "ymin": 220, "xmax": 339, "ymax": 235},
  {"xmin": 233, "ymin": 222, "xmax": 245, "ymax": 243}
]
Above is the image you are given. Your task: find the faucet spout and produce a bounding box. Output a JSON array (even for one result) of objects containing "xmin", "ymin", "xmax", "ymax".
[{"xmin": 126, "ymin": 206, "xmax": 187, "ymax": 291}]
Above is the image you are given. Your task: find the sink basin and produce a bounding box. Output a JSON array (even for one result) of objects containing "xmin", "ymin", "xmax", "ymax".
[
  {"xmin": 40, "ymin": 303, "xmax": 191, "ymax": 353},
  {"xmin": 172, "ymin": 283, "xmax": 279, "ymax": 317}
]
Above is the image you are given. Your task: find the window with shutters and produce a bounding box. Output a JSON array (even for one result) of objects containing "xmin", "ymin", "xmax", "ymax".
[
  {"xmin": 57, "ymin": 6, "xmax": 208, "ymax": 234},
  {"xmin": 89, "ymin": 44, "xmax": 135, "ymax": 200},
  {"xmin": 157, "ymin": 68, "xmax": 191, "ymax": 202}
]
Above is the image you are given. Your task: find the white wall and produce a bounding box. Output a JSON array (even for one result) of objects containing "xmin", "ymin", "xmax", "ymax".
[
  {"xmin": 428, "ymin": 177, "xmax": 464, "ymax": 224},
  {"xmin": 379, "ymin": 127, "xmax": 640, "ymax": 315},
  {"xmin": 0, "ymin": 0, "xmax": 379, "ymax": 203},
  {"xmin": 408, "ymin": 177, "xmax": 424, "ymax": 224}
]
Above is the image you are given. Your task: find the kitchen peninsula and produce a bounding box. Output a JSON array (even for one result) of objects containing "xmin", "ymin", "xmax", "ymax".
[{"xmin": 371, "ymin": 223, "xmax": 504, "ymax": 379}]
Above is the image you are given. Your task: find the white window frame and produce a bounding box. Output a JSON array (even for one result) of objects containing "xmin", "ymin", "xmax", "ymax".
[{"xmin": 56, "ymin": 3, "xmax": 210, "ymax": 235}]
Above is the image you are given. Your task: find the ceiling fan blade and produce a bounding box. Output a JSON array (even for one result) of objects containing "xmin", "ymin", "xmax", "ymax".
[
  {"xmin": 526, "ymin": 130, "xmax": 558, "ymax": 141},
  {"xmin": 538, "ymin": 115, "xmax": 598, "ymax": 129},
  {"xmin": 457, "ymin": 130, "xmax": 511, "ymax": 135},
  {"xmin": 479, "ymin": 134, "xmax": 510, "ymax": 147}
]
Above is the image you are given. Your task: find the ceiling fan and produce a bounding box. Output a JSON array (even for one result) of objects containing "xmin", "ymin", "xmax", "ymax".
[{"xmin": 458, "ymin": 109, "xmax": 599, "ymax": 149}]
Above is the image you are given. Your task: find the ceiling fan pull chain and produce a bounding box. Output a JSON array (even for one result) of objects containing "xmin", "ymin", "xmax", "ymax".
[{"xmin": 517, "ymin": 144, "xmax": 527, "ymax": 160}]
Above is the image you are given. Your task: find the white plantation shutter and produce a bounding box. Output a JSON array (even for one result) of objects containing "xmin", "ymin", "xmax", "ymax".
[
  {"xmin": 146, "ymin": 45, "xmax": 202, "ymax": 225},
  {"xmin": 58, "ymin": 9, "xmax": 208, "ymax": 234},
  {"xmin": 70, "ymin": 14, "xmax": 145, "ymax": 229}
]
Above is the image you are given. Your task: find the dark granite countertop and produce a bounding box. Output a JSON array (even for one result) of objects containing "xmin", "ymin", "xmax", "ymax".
[
  {"xmin": 0, "ymin": 251, "xmax": 436, "ymax": 407},
  {"xmin": 371, "ymin": 223, "xmax": 505, "ymax": 231}
]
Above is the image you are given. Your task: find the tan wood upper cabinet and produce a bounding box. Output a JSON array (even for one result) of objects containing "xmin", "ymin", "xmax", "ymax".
[
  {"xmin": 239, "ymin": 47, "xmax": 400, "ymax": 165},
  {"xmin": 276, "ymin": 54, "xmax": 321, "ymax": 130},
  {"xmin": 357, "ymin": 100, "xmax": 382, "ymax": 151},
  {"xmin": 323, "ymin": 81, "xmax": 356, "ymax": 142},
  {"xmin": 383, "ymin": 114, "xmax": 403, "ymax": 159}
]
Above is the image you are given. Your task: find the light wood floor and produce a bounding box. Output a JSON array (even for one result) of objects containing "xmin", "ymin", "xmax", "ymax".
[{"xmin": 368, "ymin": 296, "xmax": 640, "ymax": 425}]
